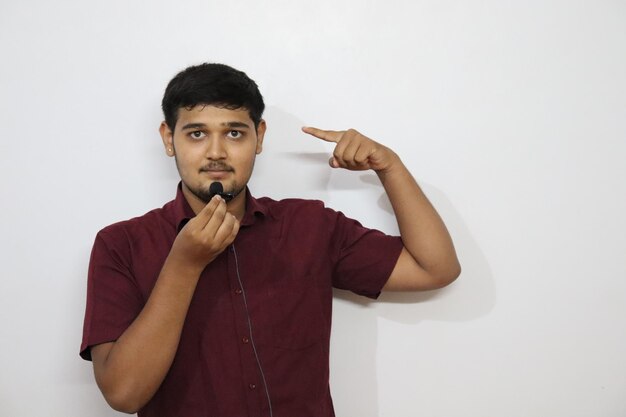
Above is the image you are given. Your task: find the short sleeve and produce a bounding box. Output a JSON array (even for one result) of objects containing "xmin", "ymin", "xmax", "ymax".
[
  {"xmin": 80, "ymin": 228, "xmax": 144, "ymax": 360},
  {"xmin": 330, "ymin": 210, "xmax": 404, "ymax": 299}
]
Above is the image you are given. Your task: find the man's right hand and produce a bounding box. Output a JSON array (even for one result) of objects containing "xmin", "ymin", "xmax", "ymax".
[{"xmin": 169, "ymin": 194, "xmax": 240, "ymax": 269}]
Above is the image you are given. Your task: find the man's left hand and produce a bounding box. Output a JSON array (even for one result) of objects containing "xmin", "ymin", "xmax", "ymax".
[{"xmin": 302, "ymin": 127, "xmax": 398, "ymax": 173}]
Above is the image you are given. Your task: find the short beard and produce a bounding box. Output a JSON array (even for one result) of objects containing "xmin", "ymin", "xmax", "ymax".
[
  {"xmin": 187, "ymin": 181, "xmax": 244, "ymax": 204},
  {"xmin": 174, "ymin": 154, "xmax": 244, "ymax": 203}
]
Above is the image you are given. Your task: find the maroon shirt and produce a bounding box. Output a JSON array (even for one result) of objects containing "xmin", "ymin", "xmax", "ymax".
[{"xmin": 81, "ymin": 184, "xmax": 403, "ymax": 417}]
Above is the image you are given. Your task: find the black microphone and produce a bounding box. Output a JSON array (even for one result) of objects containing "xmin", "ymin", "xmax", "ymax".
[{"xmin": 208, "ymin": 182, "xmax": 234, "ymax": 202}]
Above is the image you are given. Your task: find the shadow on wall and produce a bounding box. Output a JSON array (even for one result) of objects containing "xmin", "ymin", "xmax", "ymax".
[
  {"xmin": 332, "ymin": 181, "xmax": 494, "ymax": 417},
  {"xmin": 248, "ymin": 106, "xmax": 333, "ymax": 200},
  {"xmin": 257, "ymin": 106, "xmax": 495, "ymax": 417}
]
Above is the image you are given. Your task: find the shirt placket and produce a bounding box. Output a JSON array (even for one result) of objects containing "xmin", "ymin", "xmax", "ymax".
[{"xmin": 227, "ymin": 244, "xmax": 266, "ymax": 417}]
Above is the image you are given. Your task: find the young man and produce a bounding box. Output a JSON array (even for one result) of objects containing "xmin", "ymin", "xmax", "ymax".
[{"xmin": 80, "ymin": 63, "xmax": 460, "ymax": 417}]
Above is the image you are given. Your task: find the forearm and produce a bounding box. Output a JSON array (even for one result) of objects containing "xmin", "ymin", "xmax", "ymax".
[
  {"xmin": 94, "ymin": 256, "xmax": 204, "ymax": 412},
  {"xmin": 377, "ymin": 153, "xmax": 460, "ymax": 282}
]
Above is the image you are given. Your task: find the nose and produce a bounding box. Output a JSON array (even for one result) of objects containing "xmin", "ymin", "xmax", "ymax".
[{"xmin": 205, "ymin": 136, "xmax": 227, "ymax": 160}]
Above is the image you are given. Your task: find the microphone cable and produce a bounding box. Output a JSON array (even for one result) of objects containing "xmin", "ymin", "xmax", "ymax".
[{"xmin": 231, "ymin": 244, "xmax": 274, "ymax": 417}]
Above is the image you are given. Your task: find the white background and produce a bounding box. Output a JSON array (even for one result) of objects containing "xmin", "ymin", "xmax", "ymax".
[{"xmin": 1, "ymin": 1, "xmax": 625, "ymax": 416}]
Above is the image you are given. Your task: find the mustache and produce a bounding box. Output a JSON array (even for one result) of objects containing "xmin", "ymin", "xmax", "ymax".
[{"xmin": 199, "ymin": 162, "xmax": 234, "ymax": 172}]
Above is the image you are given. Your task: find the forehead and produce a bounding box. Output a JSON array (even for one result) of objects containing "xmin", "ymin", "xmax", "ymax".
[{"xmin": 176, "ymin": 105, "xmax": 253, "ymax": 129}]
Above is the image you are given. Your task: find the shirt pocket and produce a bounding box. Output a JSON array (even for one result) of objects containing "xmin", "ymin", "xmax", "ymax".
[{"xmin": 250, "ymin": 274, "xmax": 329, "ymax": 350}]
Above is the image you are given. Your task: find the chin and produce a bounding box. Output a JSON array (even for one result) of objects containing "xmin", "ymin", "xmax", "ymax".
[{"xmin": 191, "ymin": 181, "xmax": 243, "ymax": 203}]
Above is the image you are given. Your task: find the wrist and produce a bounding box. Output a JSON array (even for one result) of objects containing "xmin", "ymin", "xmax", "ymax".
[
  {"xmin": 162, "ymin": 253, "xmax": 207, "ymax": 279},
  {"xmin": 375, "ymin": 151, "xmax": 403, "ymax": 178}
]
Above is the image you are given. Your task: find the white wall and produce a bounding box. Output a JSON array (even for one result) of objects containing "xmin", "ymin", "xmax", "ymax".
[{"xmin": 1, "ymin": 1, "xmax": 625, "ymax": 416}]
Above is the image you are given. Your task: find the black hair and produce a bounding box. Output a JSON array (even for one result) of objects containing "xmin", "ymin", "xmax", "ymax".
[{"xmin": 161, "ymin": 63, "xmax": 265, "ymax": 131}]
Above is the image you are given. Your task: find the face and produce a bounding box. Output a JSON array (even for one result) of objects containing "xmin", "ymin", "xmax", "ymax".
[{"xmin": 160, "ymin": 105, "xmax": 265, "ymax": 211}]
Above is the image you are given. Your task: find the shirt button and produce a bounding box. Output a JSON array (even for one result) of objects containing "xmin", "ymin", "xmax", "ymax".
[
  {"xmin": 235, "ymin": 288, "xmax": 242, "ymax": 295},
  {"xmin": 249, "ymin": 383, "xmax": 256, "ymax": 390},
  {"xmin": 242, "ymin": 336, "xmax": 249, "ymax": 344}
]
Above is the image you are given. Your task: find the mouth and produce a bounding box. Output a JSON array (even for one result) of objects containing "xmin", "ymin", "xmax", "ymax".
[
  {"xmin": 200, "ymin": 164, "xmax": 234, "ymax": 177},
  {"xmin": 200, "ymin": 163, "xmax": 234, "ymax": 173},
  {"xmin": 202, "ymin": 169, "xmax": 230, "ymax": 173},
  {"xmin": 201, "ymin": 170, "xmax": 231, "ymax": 180}
]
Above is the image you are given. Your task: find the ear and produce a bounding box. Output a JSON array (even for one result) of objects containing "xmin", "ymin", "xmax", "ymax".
[
  {"xmin": 159, "ymin": 121, "xmax": 175, "ymax": 156},
  {"xmin": 255, "ymin": 119, "xmax": 266, "ymax": 155}
]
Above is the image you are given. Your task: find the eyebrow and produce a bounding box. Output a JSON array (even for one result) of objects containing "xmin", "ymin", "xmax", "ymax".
[{"xmin": 181, "ymin": 121, "xmax": 251, "ymax": 130}]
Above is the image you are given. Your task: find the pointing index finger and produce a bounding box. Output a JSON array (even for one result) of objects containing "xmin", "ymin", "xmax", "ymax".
[{"xmin": 302, "ymin": 126, "xmax": 344, "ymax": 143}]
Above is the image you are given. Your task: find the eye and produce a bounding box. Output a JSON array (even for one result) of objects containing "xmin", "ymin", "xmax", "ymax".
[
  {"xmin": 227, "ymin": 130, "xmax": 242, "ymax": 139},
  {"xmin": 189, "ymin": 131, "xmax": 206, "ymax": 140}
]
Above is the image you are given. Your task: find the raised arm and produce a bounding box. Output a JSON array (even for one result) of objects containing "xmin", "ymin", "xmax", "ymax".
[
  {"xmin": 302, "ymin": 127, "xmax": 460, "ymax": 291},
  {"xmin": 90, "ymin": 195, "xmax": 239, "ymax": 413}
]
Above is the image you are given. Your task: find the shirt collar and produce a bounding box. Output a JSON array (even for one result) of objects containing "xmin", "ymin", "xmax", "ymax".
[
  {"xmin": 241, "ymin": 187, "xmax": 268, "ymax": 226},
  {"xmin": 170, "ymin": 182, "xmax": 267, "ymax": 232}
]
